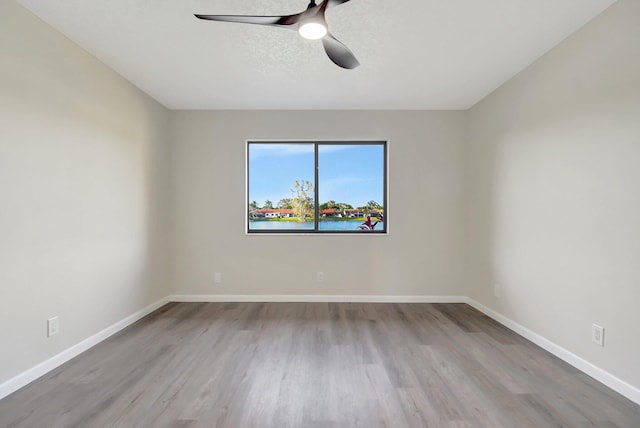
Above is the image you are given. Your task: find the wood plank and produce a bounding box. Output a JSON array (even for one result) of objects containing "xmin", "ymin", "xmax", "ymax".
[{"xmin": 1, "ymin": 303, "xmax": 638, "ymax": 427}]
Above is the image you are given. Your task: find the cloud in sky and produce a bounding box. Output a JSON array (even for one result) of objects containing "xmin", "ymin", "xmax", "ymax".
[{"xmin": 249, "ymin": 144, "xmax": 313, "ymax": 159}]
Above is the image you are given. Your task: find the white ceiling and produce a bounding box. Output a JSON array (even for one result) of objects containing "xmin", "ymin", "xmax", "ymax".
[{"xmin": 16, "ymin": 0, "xmax": 616, "ymax": 110}]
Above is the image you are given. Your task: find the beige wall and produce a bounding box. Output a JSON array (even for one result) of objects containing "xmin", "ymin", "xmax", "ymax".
[
  {"xmin": 0, "ymin": 1, "xmax": 171, "ymax": 385},
  {"xmin": 467, "ymin": 0, "xmax": 640, "ymax": 390},
  {"xmin": 170, "ymin": 110, "xmax": 467, "ymax": 297}
]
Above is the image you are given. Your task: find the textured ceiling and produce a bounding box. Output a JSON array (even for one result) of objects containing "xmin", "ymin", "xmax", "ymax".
[{"xmin": 15, "ymin": 0, "xmax": 617, "ymax": 110}]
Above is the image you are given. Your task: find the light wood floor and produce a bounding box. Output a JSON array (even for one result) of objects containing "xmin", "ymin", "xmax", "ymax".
[{"xmin": 1, "ymin": 302, "xmax": 639, "ymax": 427}]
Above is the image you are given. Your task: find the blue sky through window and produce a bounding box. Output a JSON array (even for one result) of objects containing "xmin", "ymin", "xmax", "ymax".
[
  {"xmin": 318, "ymin": 145, "xmax": 384, "ymax": 208},
  {"xmin": 249, "ymin": 144, "xmax": 314, "ymax": 207},
  {"xmin": 248, "ymin": 143, "xmax": 384, "ymax": 208}
]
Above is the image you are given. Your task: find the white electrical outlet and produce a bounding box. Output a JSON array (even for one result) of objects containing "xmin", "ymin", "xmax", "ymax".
[
  {"xmin": 317, "ymin": 272, "xmax": 324, "ymax": 282},
  {"xmin": 592, "ymin": 324, "xmax": 604, "ymax": 346},
  {"xmin": 214, "ymin": 272, "xmax": 222, "ymax": 284},
  {"xmin": 494, "ymin": 283, "xmax": 501, "ymax": 298},
  {"xmin": 47, "ymin": 317, "xmax": 59, "ymax": 337}
]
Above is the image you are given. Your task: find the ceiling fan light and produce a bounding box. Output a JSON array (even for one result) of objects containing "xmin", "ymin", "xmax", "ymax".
[{"xmin": 299, "ymin": 22, "xmax": 327, "ymax": 40}]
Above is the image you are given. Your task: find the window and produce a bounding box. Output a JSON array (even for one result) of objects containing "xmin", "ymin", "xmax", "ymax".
[{"xmin": 247, "ymin": 141, "xmax": 387, "ymax": 234}]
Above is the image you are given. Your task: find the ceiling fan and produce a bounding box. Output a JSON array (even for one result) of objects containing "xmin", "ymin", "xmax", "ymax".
[{"xmin": 195, "ymin": 0, "xmax": 360, "ymax": 69}]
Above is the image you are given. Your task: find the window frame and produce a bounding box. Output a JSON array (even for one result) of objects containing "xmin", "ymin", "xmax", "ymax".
[{"xmin": 246, "ymin": 140, "xmax": 388, "ymax": 235}]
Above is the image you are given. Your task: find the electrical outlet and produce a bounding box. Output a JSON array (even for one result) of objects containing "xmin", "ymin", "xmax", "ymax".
[
  {"xmin": 47, "ymin": 317, "xmax": 59, "ymax": 337},
  {"xmin": 592, "ymin": 324, "xmax": 604, "ymax": 346},
  {"xmin": 317, "ymin": 272, "xmax": 324, "ymax": 282},
  {"xmin": 214, "ymin": 272, "xmax": 222, "ymax": 284},
  {"xmin": 494, "ymin": 283, "xmax": 501, "ymax": 298}
]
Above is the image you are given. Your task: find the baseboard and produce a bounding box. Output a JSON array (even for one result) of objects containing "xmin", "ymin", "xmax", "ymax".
[
  {"xmin": 168, "ymin": 294, "xmax": 467, "ymax": 303},
  {"xmin": 466, "ymin": 298, "xmax": 640, "ymax": 406},
  {"xmin": 0, "ymin": 295, "xmax": 171, "ymax": 401}
]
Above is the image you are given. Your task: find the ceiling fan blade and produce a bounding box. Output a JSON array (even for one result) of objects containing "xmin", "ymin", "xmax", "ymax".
[
  {"xmin": 321, "ymin": 33, "xmax": 360, "ymax": 69},
  {"xmin": 194, "ymin": 13, "xmax": 302, "ymax": 29},
  {"xmin": 326, "ymin": 0, "xmax": 353, "ymax": 8}
]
